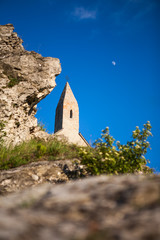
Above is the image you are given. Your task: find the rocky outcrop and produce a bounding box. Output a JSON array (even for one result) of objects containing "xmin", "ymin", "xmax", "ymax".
[
  {"xmin": 0, "ymin": 174, "xmax": 159, "ymax": 240},
  {"xmin": 0, "ymin": 160, "xmax": 85, "ymax": 195},
  {"xmin": 0, "ymin": 24, "xmax": 61, "ymax": 145}
]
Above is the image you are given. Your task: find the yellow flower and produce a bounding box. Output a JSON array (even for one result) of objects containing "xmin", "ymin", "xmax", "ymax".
[
  {"xmin": 135, "ymin": 145, "xmax": 140, "ymax": 149},
  {"xmin": 114, "ymin": 152, "xmax": 119, "ymax": 156}
]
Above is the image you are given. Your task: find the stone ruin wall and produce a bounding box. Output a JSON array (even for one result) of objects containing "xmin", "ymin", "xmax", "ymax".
[{"xmin": 0, "ymin": 24, "xmax": 61, "ymax": 146}]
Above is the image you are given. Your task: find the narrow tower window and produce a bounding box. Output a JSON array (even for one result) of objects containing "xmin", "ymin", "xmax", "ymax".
[{"xmin": 70, "ymin": 110, "xmax": 73, "ymax": 118}]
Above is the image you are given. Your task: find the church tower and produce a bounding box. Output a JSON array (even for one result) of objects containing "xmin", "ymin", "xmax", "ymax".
[
  {"xmin": 54, "ymin": 82, "xmax": 79, "ymax": 133},
  {"xmin": 54, "ymin": 82, "xmax": 89, "ymax": 146}
]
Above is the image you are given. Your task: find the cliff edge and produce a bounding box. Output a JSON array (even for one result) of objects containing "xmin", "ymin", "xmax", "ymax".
[{"xmin": 0, "ymin": 24, "xmax": 61, "ymax": 145}]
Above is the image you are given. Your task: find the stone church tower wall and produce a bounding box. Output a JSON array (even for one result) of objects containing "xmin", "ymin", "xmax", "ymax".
[{"xmin": 54, "ymin": 82, "xmax": 89, "ymax": 147}]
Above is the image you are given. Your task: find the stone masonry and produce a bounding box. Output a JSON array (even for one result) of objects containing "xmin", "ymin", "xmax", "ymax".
[{"xmin": 54, "ymin": 82, "xmax": 89, "ymax": 146}]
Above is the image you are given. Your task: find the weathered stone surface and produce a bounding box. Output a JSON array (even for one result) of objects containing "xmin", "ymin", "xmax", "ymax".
[
  {"xmin": 0, "ymin": 159, "xmax": 85, "ymax": 195},
  {"xmin": 0, "ymin": 174, "xmax": 160, "ymax": 240},
  {"xmin": 0, "ymin": 24, "xmax": 61, "ymax": 145}
]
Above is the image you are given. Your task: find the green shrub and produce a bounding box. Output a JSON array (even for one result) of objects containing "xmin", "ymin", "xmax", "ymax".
[{"xmin": 79, "ymin": 121, "xmax": 153, "ymax": 175}]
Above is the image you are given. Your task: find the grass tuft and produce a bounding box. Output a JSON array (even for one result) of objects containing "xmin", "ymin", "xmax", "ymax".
[
  {"xmin": 0, "ymin": 138, "xmax": 80, "ymax": 170},
  {"xmin": 7, "ymin": 76, "xmax": 21, "ymax": 88}
]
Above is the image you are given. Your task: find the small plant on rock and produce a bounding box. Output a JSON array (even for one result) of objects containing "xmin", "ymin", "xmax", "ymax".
[
  {"xmin": 38, "ymin": 122, "xmax": 47, "ymax": 132},
  {"xmin": 7, "ymin": 76, "xmax": 21, "ymax": 88},
  {"xmin": 0, "ymin": 120, "xmax": 6, "ymax": 145}
]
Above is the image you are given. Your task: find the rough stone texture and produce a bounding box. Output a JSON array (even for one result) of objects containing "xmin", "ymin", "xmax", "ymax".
[
  {"xmin": 0, "ymin": 24, "xmax": 61, "ymax": 145},
  {"xmin": 54, "ymin": 82, "xmax": 89, "ymax": 146},
  {"xmin": 0, "ymin": 174, "xmax": 160, "ymax": 240},
  {"xmin": 0, "ymin": 159, "xmax": 85, "ymax": 195}
]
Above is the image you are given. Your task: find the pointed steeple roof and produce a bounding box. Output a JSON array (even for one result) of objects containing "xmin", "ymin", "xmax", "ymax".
[
  {"xmin": 54, "ymin": 81, "xmax": 79, "ymax": 133},
  {"xmin": 57, "ymin": 82, "xmax": 76, "ymax": 106},
  {"xmin": 59, "ymin": 81, "xmax": 69, "ymax": 100}
]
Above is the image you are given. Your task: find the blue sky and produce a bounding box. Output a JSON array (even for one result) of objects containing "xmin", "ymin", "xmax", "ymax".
[{"xmin": 0, "ymin": 0, "xmax": 160, "ymax": 171}]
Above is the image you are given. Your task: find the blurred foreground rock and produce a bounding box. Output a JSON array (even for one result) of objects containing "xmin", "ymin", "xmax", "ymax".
[{"xmin": 0, "ymin": 174, "xmax": 160, "ymax": 240}]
